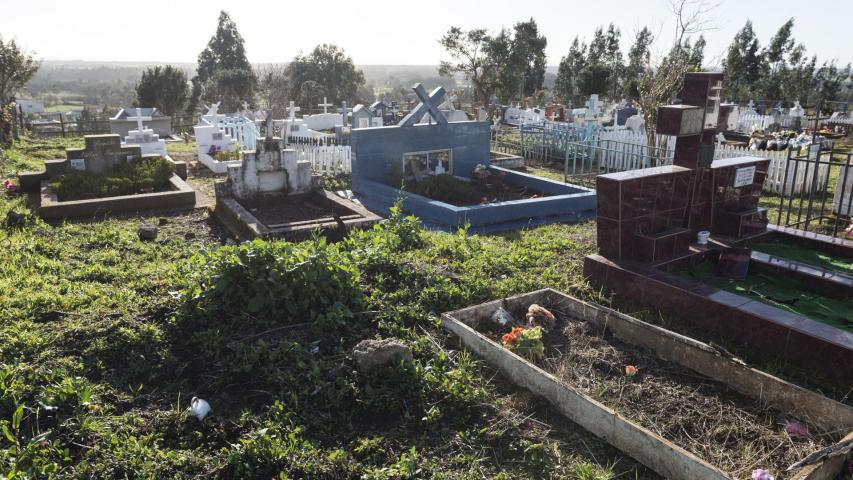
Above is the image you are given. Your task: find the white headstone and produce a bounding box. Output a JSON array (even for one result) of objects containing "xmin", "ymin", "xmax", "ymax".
[
  {"xmin": 288, "ymin": 101, "xmax": 301, "ymax": 120},
  {"xmin": 123, "ymin": 108, "xmax": 167, "ymax": 156},
  {"xmin": 318, "ymin": 97, "xmax": 333, "ymax": 114},
  {"xmin": 128, "ymin": 107, "xmax": 153, "ymax": 133}
]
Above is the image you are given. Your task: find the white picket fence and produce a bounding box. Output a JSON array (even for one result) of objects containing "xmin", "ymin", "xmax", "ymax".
[
  {"xmin": 592, "ymin": 130, "xmax": 826, "ymax": 196},
  {"xmin": 735, "ymin": 111, "xmax": 802, "ymax": 132},
  {"xmin": 292, "ymin": 144, "xmax": 352, "ymax": 175},
  {"xmin": 714, "ymin": 144, "xmax": 828, "ymax": 195},
  {"xmin": 597, "ymin": 130, "xmax": 675, "ymax": 171}
]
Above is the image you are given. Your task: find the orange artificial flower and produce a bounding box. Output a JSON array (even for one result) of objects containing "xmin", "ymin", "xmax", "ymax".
[
  {"xmin": 624, "ymin": 365, "xmax": 639, "ymax": 376},
  {"xmin": 502, "ymin": 327, "xmax": 526, "ymax": 348}
]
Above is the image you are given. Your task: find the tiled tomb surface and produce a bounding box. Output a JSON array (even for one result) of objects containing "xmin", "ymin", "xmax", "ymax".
[{"xmin": 584, "ymin": 72, "xmax": 852, "ymax": 385}]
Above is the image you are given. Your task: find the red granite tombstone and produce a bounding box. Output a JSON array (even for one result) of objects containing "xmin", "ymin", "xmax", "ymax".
[{"xmin": 594, "ymin": 72, "xmax": 769, "ymax": 265}]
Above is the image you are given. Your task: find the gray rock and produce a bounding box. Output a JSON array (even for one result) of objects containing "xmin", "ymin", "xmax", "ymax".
[
  {"xmin": 353, "ymin": 338, "xmax": 413, "ymax": 373},
  {"xmin": 138, "ymin": 224, "xmax": 159, "ymax": 241}
]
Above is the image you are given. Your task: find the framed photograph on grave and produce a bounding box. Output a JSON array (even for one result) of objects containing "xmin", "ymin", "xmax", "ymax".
[
  {"xmin": 70, "ymin": 158, "xmax": 86, "ymax": 171},
  {"xmin": 403, "ymin": 150, "xmax": 452, "ymax": 181}
]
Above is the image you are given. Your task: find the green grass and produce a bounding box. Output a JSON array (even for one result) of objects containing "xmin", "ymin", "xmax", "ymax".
[
  {"xmin": 165, "ymin": 140, "xmax": 197, "ymax": 156},
  {"xmin": 0, "ymin": 135, "xmax": 845, "ymax": 478},
  {"xmin": 1, "ymin": 137, "xmax": 645, "ymax": 479},
  {"xmin": 44, "ymin": 103, "xmax": 87, "ymax": 113}
]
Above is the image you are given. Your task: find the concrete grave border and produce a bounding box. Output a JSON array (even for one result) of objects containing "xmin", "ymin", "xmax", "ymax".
[
  {"xmin": 213, "ymin": 189, "xmax": 383, "ymax": 241},
  {"xmin": 38, "ymin": 174, "xmax": 197, "ymax": 220},
  {"xmin": 441, "ymin": 288, "xmax": 853, "ymax": 480},
  {"xmin": 354, "ymin": 166, "xmax": 596, "ymax": 233}
]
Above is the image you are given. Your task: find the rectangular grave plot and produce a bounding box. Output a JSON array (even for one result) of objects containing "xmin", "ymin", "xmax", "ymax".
[
  {"xmin": 214, "ymin": 190, "xmax": 382, "ymax": 241},
  {"xmin": 38, "ymin": 174, "xmax": 197, "ymax": 221},
  {"xmin": 442, "ymin": 289, "xmax": 852, "ymax": 480}
]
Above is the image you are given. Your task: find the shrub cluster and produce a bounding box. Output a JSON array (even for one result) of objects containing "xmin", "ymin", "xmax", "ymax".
[
  {"xmin": 406, "ymin": 174, "xmax": 482, "ymax": 205},
  {"xmin": 49, "ymin": 156, "xmax": 175, "ymax": 201}
]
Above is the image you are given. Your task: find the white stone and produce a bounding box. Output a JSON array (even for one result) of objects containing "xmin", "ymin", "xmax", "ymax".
[
  {"xmin": 227, "ymin": 139, "xmax": 316, "ymax": 200},
  {"xmin": 303, "ymin": 113, "xmax": 344, "ymax": 131},
  {"xmin": 122, "ymin": 108, "xmax": 167, "ymax": 156},
  {"xmin": 789, "ymin": 101, "xmax": 804, "ymax": 118},
  {"xmin": 625, "ymin": 115, "xmax": 645, "ymax": 134},
  {"xmin": 194, "ymin": 103, "xmax": 259, "ymax": 173}
]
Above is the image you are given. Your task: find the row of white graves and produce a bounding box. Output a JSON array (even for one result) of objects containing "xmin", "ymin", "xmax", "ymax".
[{"xmin": 194, "ymin": 103, "xmax": 259, "ymax": 174}]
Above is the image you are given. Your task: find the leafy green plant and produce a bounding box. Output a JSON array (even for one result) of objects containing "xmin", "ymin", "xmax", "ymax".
[
  {"xmin": 502, "ymin": 326, "xmax": 545, "ymax": 359},
  {"xmin": 406, "ymin": 174, "xmax": 482, "ymax": 204},
  {"xmin": 49, "ymin": 156, "xmax": 175, "ymax": 201}
]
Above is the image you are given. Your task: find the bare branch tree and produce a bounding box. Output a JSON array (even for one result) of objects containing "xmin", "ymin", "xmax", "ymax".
[
  {"xmin": 254, "ymin": 64, "xmax": 289, "ymax": 116},
  {"xmin": 635, "ymin": 0, "xmax": 721, "ymax": 165},
  {"xmin": 667, "ymin": 0, "xmax": 722, "ymax": 47}
]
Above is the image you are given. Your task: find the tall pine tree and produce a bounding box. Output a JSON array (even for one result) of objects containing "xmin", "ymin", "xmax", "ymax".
[
  {"xmin": 624, "ymin": 27, "xmax": 654, "ymax": 99},
  {"xmin": 722, "ymin": 21, "xmax": 761, "ymax": 102},
  {"xmin": 189, "ymin": 11, "xmax": 256, "ymax": 114}
]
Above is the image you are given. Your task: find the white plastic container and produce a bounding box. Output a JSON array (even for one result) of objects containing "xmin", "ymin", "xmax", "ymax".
[{"xmin": 697, "ymin": 231, "xmax": 710, "ymax": 245}]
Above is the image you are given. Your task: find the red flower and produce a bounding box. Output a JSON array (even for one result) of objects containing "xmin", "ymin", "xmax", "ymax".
[{"xmin": 502, "ymin": 327, "xmax": 526, "ymax": 347}]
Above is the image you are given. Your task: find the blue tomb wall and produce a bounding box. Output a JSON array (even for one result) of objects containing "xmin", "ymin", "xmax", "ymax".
[{"xmin": 351, "ymin": 121, "xmax": 491, "ymax": 184}]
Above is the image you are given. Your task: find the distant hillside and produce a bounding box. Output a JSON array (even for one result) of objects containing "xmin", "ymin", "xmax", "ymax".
[{"xmin": 23, "ymin": 60, "xmax": 560, "ymax": 109}]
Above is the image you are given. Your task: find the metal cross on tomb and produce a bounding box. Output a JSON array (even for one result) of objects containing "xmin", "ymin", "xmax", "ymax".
[
  {"xmin": 288, "ymin": 101, "xmax": 301, "ymax": 120},
  {"xmin": 318, "ymin": 97, "xmax": 333, "ymax": 114},
  {"xmin": 241, "ymin": 101, "xmax": 250, "ymax": 113},
  {"xmin": 128, "ymin": 107, "xmax": 152, "ymax": 132},
  {"xmin": 398, "ymin": 83, "xmax": 448, "ymax": 127}
]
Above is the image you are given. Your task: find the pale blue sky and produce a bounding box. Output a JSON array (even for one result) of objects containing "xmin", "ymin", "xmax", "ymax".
[{"xmin": 2, "ymin": 0, "xmax": 851, "ymax": 66}]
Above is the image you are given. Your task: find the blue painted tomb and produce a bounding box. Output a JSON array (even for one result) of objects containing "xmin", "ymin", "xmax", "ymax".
[{"xmin": 351, "ymin": 83, "xmax": 596, "ymax": 233}]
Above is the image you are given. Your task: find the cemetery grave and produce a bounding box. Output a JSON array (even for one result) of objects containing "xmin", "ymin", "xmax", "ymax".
[
  {"xmin": 442, "ymin": 288, "xmax": 853, "ymax": 480},
  {"xmin": 583, "ymin": 72, "xmax": 853, "ymax": 386},
  {"xmin": 405, "ymin": 172, "xmax": 551, "ymax": 207},
  {"xmin": 16, "ymin": 133, "xmax": 197, "ymax": 220},
  {"xmin": 193, "ymin": 102, "xmax": 258, "ymax": 173},
  {"xmin": 213, "ymin": 133, "xmax": 380, "ymax": 240},
  {"xmin": 351, "ymin": 83, "xmax": 596, "ymax": 233},
  {"xmin": 120, "ymin": 107, "xmax": 168, "ymax": 156}
]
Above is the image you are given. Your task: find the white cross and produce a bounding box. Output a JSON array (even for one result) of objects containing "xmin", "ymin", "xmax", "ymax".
[
  {"xmin": 288, "ymin": 101, "xmax": 301, "ymax": 120},
  {"xmin": 241, "ymin": 101, "xmax": 250, "ymax": 112},
  {"xmin": 318, "ymin": 96, "xmax": 333, "ymax": 114},
  {"xmin": 127, "ymin": 107, "xmax": 152, "ymax": 133}
]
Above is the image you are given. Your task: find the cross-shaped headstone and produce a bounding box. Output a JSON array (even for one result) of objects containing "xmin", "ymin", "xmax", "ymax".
[
  {"xmin": 288, "ymin": 101, "xmax": 301, "ymax": 120},
  {"xmin": 241, "ymin": 101, "xmax": 250, "ymax": 113},
  {"xmin": 318, "ymin": 97, "xmax": 333, "ymax": 114},
  {"xmin": 261, "ymin": 110, "xmax": 273, "ymax": 140},
  {"xmin": 398, "ymin": 83, "xmax": 448, "ymax": 127},
  {"xmin": 204, "ymin": 102, "xmax": 220, "ymax": 117},
  {"xmin": 127, "ymin": 107, "xmax": 153, "ymax": 133},
  {"xmin": 340, "ymin": 101, "xmax": 352, "ymax": 127}
]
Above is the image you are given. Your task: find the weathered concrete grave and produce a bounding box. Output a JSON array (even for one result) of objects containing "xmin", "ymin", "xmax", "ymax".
[
  {"xmin": 443, "ymin": 288, "xmax": 853, "ymax": 480},
  {"xmin": 213, "ymin": 135, "xmax": 381, "ymax": 241},
  {"xmin": 17, "ymin": 134, "xmax": 196, "ymax": 220},
  {"xmin": 193, "ymin": 102, "xmax": 258, "ymax": 174}
]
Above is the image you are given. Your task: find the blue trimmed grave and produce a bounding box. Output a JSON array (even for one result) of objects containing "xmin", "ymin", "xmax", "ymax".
[{"xmin": 351, "ymin": 84, "xmax": 596, "ymax": 233}]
